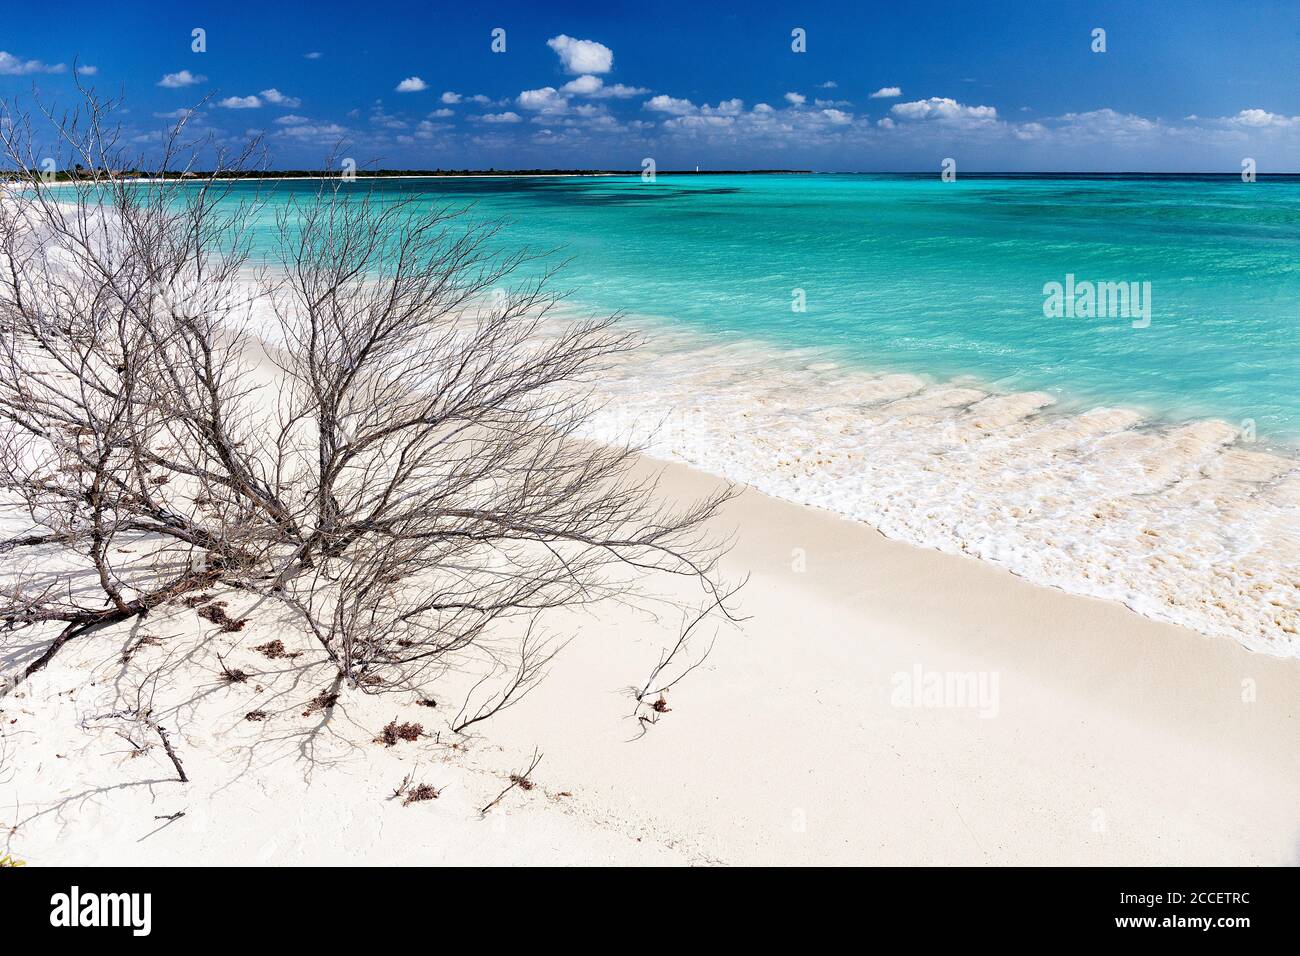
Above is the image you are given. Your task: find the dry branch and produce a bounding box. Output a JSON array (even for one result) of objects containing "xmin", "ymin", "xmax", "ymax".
[
  {"xmin": 480, "ymin": 747, "xmax": 543, "ymax": 816},
  {"xmin": 0, "ymin": 87, "xmax": 740, "ymax": 738}
]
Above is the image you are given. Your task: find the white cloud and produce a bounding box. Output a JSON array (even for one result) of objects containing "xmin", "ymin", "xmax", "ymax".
[
  {"xmin": 559, "ymin": 74, "xmax": 648, "ymax": 98},
  {"xmin": 395, "ymin": 76, "xmax": 428, "ymax": 93},
  {"xmin": 661, "ymin": 99, "xmax": 865, "ymax": 136},
  {"xmin": 303, "ymin": 51, "xmax": 323, "ymax": 60},
  {"xmin": 559, "ymin": 74, "xmax": 602, "ymax": 95},
  {"xmin": 702, "ymin": 98, "xmax": 744, "ymax": 116},
  {"xmin": 644, "ymin": 94, "xmax": 696, "ymax": 115},
  {"xmin": 218, "ymin": 95, "xmax": 262, "ymax": 109},
  {"xmin": 1056, "ymin": 108, "xmax": 1155, "ymax": 133},
  {"xmin": 277, "ymin": 122, "xmax": 349, "ymax": 141},
  {"xmin": 79, "ymin": 65, "xmax": 98, "ymax": 76},
  {"xmin": 429, "ymin": 108, "xmax": 455, "ymax": 118},
  {"xmin": 158, "ymin": 69, "xmax": 205, "ymax": 88},
  {"xmin": 818, "ymin": 80, "xmax": 838, "ymax": 89},
  {"xmin": 546, "ymin": 34, "xmax": 613, "ymax": 74},
  {"xmin": 598, "ymin": 83, "xmax": 650, "ymax": 98},
  {"xmin": 877, "ymin": 117, "xmax": 895, "ymax": 129},
  {"xmin": 870, "ymin": 86, "xmax": 902, "ymax": 99},
  {"xmin": 1223, "ymin": 108, "xmax": 1299, "ymax": 128},
  {"xmin": 0, "ymin": 51, "xmax": 65, "ymax": 75},
  {"xmin": 442, "ymin": 91, "xmax": 491, "ymax": 105},
  {"xmin": 1013, "ymin": 122, "xmax": 1048, "ymax": 141},
  {"xmin": 260, "ymin": 88, "xmax": 301, "ymax": 107},
  {"xmin": 274, "ymin": 114, "xmax": 310, "ymax": 125},
  {"xmin": 891, "ymin": 97, "xmax": 997, "ymax": 124},
  {"xmin": 785, "ymin": 92, "xmax": 806, "ymax": 106},
  {"xmin": 517, "ymin": 87, "xmax": 569, "ymax": 114},
  {"xmin": 476, "ymin": 111, "xmax": 522, "ymax": 124},
  {"xmin": 153, "ymin": 108, "xmax": 197, "ymax": 120}
]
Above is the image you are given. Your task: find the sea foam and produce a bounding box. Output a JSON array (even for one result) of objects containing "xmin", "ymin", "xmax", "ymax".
[{"xmin": 577, "ymin": 317, "xmax": 1300, "ymax": 657}]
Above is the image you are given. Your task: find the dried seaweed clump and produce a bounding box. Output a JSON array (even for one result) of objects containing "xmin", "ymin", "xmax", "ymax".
[{"xmin": 377, "ymin": 719, "xmax": 423, "ymax": 747}]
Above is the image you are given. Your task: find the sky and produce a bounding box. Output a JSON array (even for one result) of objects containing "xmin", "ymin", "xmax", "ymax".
[{"xmin": 2, "ymin": 0, "xmax": 1300, "ymax": 171}]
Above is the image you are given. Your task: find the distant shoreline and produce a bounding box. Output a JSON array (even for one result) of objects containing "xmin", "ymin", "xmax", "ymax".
[
  {"xmin": 6, "ymin": 169, "xmax": 813, "ymax": 184},
  {"xmin": 11, "ymin": 169, "xmax": 1300, "ymax": 183}
]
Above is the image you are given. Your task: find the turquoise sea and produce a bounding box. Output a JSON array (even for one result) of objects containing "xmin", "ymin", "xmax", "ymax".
[
  {"xmin": 216, "ymin": 173, "xmax": 1299, "ymax": 651},
  {"xmin": 234, "ymin": 173, "xmax": 1300, "ymax": 446}
]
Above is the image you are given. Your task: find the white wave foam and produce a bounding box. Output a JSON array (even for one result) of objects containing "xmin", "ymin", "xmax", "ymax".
[{"xmin": 577, "ymin": 318, "xmax": 1300, "ymax": 657}]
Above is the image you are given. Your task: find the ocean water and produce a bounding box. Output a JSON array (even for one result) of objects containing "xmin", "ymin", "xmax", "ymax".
[
  {"xmin": 236, "ymin": 173, "xmax": 1300, "ymax": 444},
  {"xmin": 225, "ymin": 174, "xmax": 1299, "ymax": 654}
]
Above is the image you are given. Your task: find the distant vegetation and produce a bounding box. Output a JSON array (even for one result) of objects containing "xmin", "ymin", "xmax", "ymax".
[{"xmin": 2, "ymin": 166, "xmax": 811, "ymax": 182}]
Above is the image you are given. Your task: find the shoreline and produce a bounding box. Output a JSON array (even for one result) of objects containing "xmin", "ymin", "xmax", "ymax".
[
  {"xmin": 563, "ymin": 309, "xmax": 1300, "ymax": 658},
  {"xmin": 605, "ymin": 306, "xmax": 1300, "ymax": 454}
]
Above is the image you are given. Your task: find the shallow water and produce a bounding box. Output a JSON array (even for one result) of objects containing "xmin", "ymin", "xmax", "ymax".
[{"xmin": 232, "ymin": 173, "xmax": 1300, "ymax": 445}]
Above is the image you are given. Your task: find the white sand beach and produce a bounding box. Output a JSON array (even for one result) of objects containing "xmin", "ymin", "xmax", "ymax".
[
  {"xmin": 1, "ymin": 180, "xmax": 1296, "ymax": 869},
  {"xmin": 4, "ymin": 448, "xmax": 1298, "ymax": 866}
]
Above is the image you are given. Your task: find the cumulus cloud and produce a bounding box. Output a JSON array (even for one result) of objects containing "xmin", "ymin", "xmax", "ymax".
[
  {"xmin": 441, "ymin": 91, "xmax": 490, "ymax": 105},
  {"xmin": 546, "ymin": 34, "xmax": 613, "ymax": 74},
  {"xmin": 1013, "ymin": 121, "xmax": 1048, "ymax": 141},
  {"xmin": 818, "ymin": 80, "xmax": 838, "ymax": 89},
  {"xmin": 274, "ymin": 114, "xmax": 310, "ymax": 125},
  {"xmin": 644, "ymin": 94, "xmax": 696, "ymax": 115},
  {"xmin": 1222, "ymin": 108, "xmax": 1300, "ymax": 128},
  {"xmin": 260, "ymin": 88, "xmax": 301, "ymax": 107},
  {"xmin": 78, "ymin": 65, "xmax": 98, "ymax": 75},
  {"xmin": 303, "ymin": 51, "xmax": 323, "ymax": 59},
  {"xmin": 395, "ymin": 76, "xmax": 428, "ymax": 93},
  {"xmin": 890, "ymin": 96, "xmax": 997, "ymax": 124},
  {"xmin": 1055, "ymin": 108, "xmax": 1156, "ymax": 133},
  {"xmin": 560, "ymin": 74, "xmax": 648, "ymax": 98},
  {"xmin": 704, "ymin": 98, "xmax": 745, "ymax": 116},
  {"xmin": 559, "ymin": 74, "xmax": 602, "ymax": 95},
  {"xmin": 870, "ymin": 86, "xmax": 902, "ymax": 99},
  {"xmin": 0, "ymin": 51, "xmax": 65, "ymax": 75},
  {"xmin": 517, "ymin": 87, "xmax": 569, "ymax": 114},
  {"xmin": 784, "ymin": 92, "xmax": 806, "ymax": 106},
  {"xmin": 218, "ymin": 95, "xmax": 262, "ymax": 109},
  {"xmin": 475, "ymin": 111, "xmax": 522, "ymax": 124},
  {"xmin": 661, "ymin": 99, "xmax": 863, "ymax": 137},
  {"xmin": 429, "ymin": 108, "xmax": 455, "ymax": 118},
  {"xmin": 158, "ymin": 69, "xmax": 205, "ymax": 88}
]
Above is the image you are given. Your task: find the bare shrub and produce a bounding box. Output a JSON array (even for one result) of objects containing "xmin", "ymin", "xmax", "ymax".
[{"xmin": 0, "ymin": 89, "xmax": 738, "ymax": 738}]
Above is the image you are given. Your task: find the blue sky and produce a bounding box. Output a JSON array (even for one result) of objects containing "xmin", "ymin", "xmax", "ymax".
[{"xmin": 3, "ymin": 0, "xmax": 1299, "ymax": 170}]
